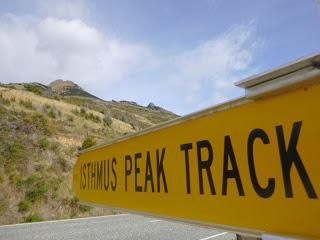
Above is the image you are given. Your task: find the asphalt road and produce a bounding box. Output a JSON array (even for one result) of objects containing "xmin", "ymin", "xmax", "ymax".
[{"xmin": 0, "ymin": 214, "xmax": 236, "ymax": 240}]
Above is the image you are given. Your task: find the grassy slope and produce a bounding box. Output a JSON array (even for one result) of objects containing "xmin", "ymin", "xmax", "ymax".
[{"xmin": 0, "ymin": 86, "xmax": 177, "ymax": 224}]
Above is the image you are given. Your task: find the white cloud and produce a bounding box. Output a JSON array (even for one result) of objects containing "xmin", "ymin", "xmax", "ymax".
[
  {"xmin": 0, "ymin": 15, "xmax": 153, "ymax": 95},
  {"xmin": 168, "ymin": 24, "xmax": 260, "ymax": 111}
]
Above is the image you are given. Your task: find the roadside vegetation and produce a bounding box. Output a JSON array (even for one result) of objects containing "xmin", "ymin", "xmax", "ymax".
[{"xmin": 0, "ymin": 82, "xmax": 177, "ymax": 224}]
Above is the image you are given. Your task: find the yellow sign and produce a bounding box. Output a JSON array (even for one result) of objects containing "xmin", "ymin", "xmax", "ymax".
[{"xmin": 73, "ymin": 65, "xmax": 320, "ymax": 238}]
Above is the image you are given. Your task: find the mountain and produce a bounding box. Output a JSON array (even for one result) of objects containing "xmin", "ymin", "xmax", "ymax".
[
  {"xmin": 0, "ymin": 80, "xmax": 178, "ymax": 224},
  {"xmin": 49, "ymin": 80, "xmax": 99, "ymax": 99}
]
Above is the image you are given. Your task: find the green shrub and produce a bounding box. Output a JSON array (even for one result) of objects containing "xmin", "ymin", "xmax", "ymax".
[
  {"xmin": 25, "ymin": 212, "xmax": 43, "ymax": 222},
  {"xmin": 70, "ymin": 196, "xmax": 91, "ymax": 212},
  {"xmin": 47, "ymin": 109, "xmax": 56, "ymax": 119},
  {"xmin": 15, "ymin": 176, "xmax": 24, "ymax": 187},
  {"xmin": 80, "ymin": 108, "xmax": 86, "ymax": 116},
  {"xmin": 23, "ymin": 113, "xmax": 49, "ymax": 134},
  {"xmin": 79, "ymin": 205, "xmax": 91, "ymax": 212},
  {"xmin": 42, "ymin": 104, "xmax": 58, "ymax": 119},
  {"xmin": 6, "ymin": 163, "xmax": 15, "ymax": 176},
  {"xmin": 85, "ymin": 112, "xmax": 101, "ymax": 123},
  {"xmin": 24, "ymin": 85, "xmax": 43, "ymax": 95},
  {"xmin": 19, "ymin": 99, "xmax": 33, "ymax": 109},
  {"xmin": 0, "ymin": 171, "xmax": 4, "ymax": 183},
  {"xmin": 34, "ymin": 115, "xmax": 49, "ymax": 133},
  {"xmin": 38, "ymin": 137, "xmax": 49, "ymax": 150},
  {"xmin": 1, "ymin": 138, "xmax": 25, "ymax": 162},
  {"xmin": 70, "ymin": 196, "xmax": 79, "ymax": 208},
  {"xmin": 0, "ymin": 198, "xmax": 6, "ymax": 214},
  {"xmin": 26, "ymin": 175, "xmax": 41, "ymax": 185},
  {"xmin": 70, "ymin": 210, "xmax": 78, "ymax": 218},
  {"xmin": 79, "ymin": 137, "xmax": 96, "ymax": 150},
  {"xmin": 51, "ymin": 191, "xmax": 58, "ymax": 199},
  {"xmin": 71, "ymin": 107, "xmax": 100, "ymax": 123},
  {"xmin": 16, "ymin": 175, "xmax": 40, "ymax": 187},
  {"xmin": 19, "ymin": 112, "xmax": 50, "ymax": 135},
  {"xmin": 9, "ymin": 173, "xmax": 17, "ymax": 182},
  {"xmin": 26, "ymin": 181, "xmax": 48, "ymax": 202},
  {"xmin": 18, "ymin": 200, "xmax": 31, "ymax": 212}
]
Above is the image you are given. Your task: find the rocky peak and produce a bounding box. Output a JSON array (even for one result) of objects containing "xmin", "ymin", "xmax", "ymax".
[{"xmin": 49, "ymin": 79, "xmax": 82, "ymax": 91}]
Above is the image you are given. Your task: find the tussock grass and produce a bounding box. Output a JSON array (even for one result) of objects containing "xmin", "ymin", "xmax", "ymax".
[
  {"xmin": 18, "ymin": 200, "xmax": 31, "ymax": 212},
  {"xmin": 25, "ymin": 212, "xmax": 43, "ymax": 222}
]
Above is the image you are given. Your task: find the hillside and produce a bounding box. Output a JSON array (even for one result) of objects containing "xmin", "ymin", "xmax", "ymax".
[{"xmin": 0, "ymin": 81, "xmax": 177, "ymax": 224}]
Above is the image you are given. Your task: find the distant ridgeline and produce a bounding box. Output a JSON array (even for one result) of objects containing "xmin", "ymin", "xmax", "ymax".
[{"xmin": 0, "ymin": 80, "xmax": 176, "ymax": 116}]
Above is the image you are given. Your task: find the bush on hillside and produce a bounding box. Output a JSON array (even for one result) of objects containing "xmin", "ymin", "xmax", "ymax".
[
  {"xmin": 1, "ymin": 138, "xmax": 26, "ymax": 163},
  {"xmin": 24, "ymin": 85, "xmax": 43, "ymax": 95},
  {"xmin": 16, "ymin": 175, "xmax": 40, "ymax": 187},
  {"xmin": 42, "ymin": 104, "xmax": 57, "ymax": 119},
  {"xmin": 19, "ymin": 99, "xmax": 33, "ymax": 109},
  {"xmin": 0, "ymin": 171, "xmax": 4, "ymax": 183},
  {"xmin": 20, "ymin": 112, "xmax": 49, "ymax": 134},
  {"xmin": 79, "ymin": 137, "xmax": 96, "ymax": 151},
  {"xmin": 38, "ymin": 137, "xmax": 49, "ymax": 150},
  {"xmin": 25, "ymin": 212, "xmax": 43, "ymax": 222},
  {"xmin": 26, "ymin": 181, "xmax": 49, "ymax": 202},
  {"xmin": 0, "ymin": 198, "xmax": 7, "ymax": 214},
  {"xmin": 18, "ymin": 200, "xmax": 31, "ymax": 212},
  {"xmin": 85, "ymin": 112, "xmax": 101, "ymax": 123}
]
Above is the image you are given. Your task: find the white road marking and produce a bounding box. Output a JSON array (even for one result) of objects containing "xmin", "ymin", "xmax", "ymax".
[
  {"xmin": 199, "ymin": 232, "xmax": 228, "ymax": 240},
  {"xmin": 150, "ymin": 219, "xmax": 162, "ymax": 223},
  {"xmin": 0, "ymin": 213, "xmax": 129, "ymax": 228}
]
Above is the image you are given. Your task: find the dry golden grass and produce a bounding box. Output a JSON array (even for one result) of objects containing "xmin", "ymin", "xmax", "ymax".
[
  {"xmin": 50, "ymin": 136, "xmax": 82, "ymax": 148},
  {"xmin": 111, "ymin": 118, "xmax": 134, "ymax": 133},
  {"xmin": 133, "ymin": 113, "xmax": 153, "ymax": 125},
  {"xmin": 0, "ymin": 87, "xmax": 133, "ymax": 134}
]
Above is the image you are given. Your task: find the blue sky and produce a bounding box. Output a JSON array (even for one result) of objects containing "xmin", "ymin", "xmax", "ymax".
[{"xmin": 0, "ymin": 0, "xmax": 319, "ymax": 115}]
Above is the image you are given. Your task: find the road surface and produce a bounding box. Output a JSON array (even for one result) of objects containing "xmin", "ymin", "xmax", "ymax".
[{"xmin": 0, "ymin": 214, "xmax": 236, "ymax": 240}]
